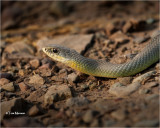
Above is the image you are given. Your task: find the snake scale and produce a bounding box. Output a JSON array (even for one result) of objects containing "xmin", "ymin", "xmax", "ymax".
[{"xmin": 42, "ymin": 31, "xmax": 160, "ymax": 78}]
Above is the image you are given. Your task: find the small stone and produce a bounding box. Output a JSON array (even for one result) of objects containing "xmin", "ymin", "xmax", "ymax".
[
  {"xmin": 111, "ymin": 109, "xmax": 127, "ymax": 120},
  {"xmin": 146, "ymin": 18, "xmax": 155, "ymax": 24},
  {"xmin": 28, "ymin": 105, "xmax": 40, "ymax": 116},
  {"xmin": 51, "ymin": 76, "xmax": 64, "ymax": 82},
  {"xmin": 29, "ymin": 74, "xmax": 45, "ymax": 85},
  {"xmin": 83, "ymin": 110, "xmax": 99, "ymax": 123},
  {"xmin": 135, "ymin": 120, "xmax": 159, "ymax": 127},
  {"xmin": 89, "ymin": 83, "xmax": 97, "ymax": 90},
  {"xmin": 44, "ymin": 84, "xmax": 72, "ymax": 105},
  {"xmin": 90, "ymin": 119, "xmax": 99, "ymax": 127},
  {"xmin": 66, "ymin": 97, "xmax": 90, "ymax": 107},
  {"xmin": 18, "ymin": 82, "xmax": 29, "ymax": 92},
  {"xmin": 80, "ymin": 84, "xmax": 89, "ymax": 90},
  {"xmin": 1, "ymin": 82, "xmax": 15, "ymax": 92},
  {"xmin": 106, "ymin": 23, "xmax": 117, "ymax": 36},
  {"xmin": 39, "ymin": 68, "xmax": 52, "ymax": 77},
  {"xmin": 134, "ymin": 36, "xmax": 150, "ymax": 44},
  {"xmin": 0, "ymin": 78, "xmax": 10, "ymax": 86},
  {"xmin": 122, "ymin": 21, "xmax": 132, "ymax": 33},
  {"xmin": 29, "ymin": 59, "xmax": 40, "ymax": 68},
  {"xmin": 138, "ymin": 88, "xmax": 150, "ymax": 94},
  {"xmin": 117, "ymin": 77, "xmax": 133, "ymax": 85},
  {"xmin": 67, "ymin": 73, "xmax": 79, "ymax": 83},
  {"xmin": 18, "ymin": 69, "xmax": 25, "ymax": 76}
]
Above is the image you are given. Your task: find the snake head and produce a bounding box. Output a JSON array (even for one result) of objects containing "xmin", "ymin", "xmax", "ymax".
[{"xmin": 42, "ymin": 44, "xmax": 79, "ymax": 64}]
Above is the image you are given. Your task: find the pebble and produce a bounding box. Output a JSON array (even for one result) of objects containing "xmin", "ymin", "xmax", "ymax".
[
  {"xmin": 29, "ymin": 59, "xmax": 40, "ymax": 68},
  {"xmin": 5, "ymin": 92, "xmax": 16, "ymax": 98},
  {"xmin": 117, "ymin": 77, "xmax": 133, "ymax": 85},
  {"xmin": 1, "ymin": 82, "xmax": 15, "ymax": 92},
  {"xmin": 18, "ymin": 69, "xmax": 25, "ymax": 76},
  {"xmin": 66, "ymin": 96, "xmax": 90, "ymax": 107},
  {"xmin": 1, "ymin": 98, "xmax": 27, "ymax": 121},
  {"xmin": 29, "ymin": 74, "xmax": 45, "ymax": 85},
  {"xmin": 105, "ymin": 23, "xmax": 117, "ymax": 36},
  {"xmin": 146, "ymin": 18, "xmax": 155, "ymax": 24},
  {"xmin": 133, "ymin": 70, "xmax": 156, "ymax": 83},
  {"xmin": 51, "ymin": 76, "xmax": 64, "ymax": 82},
  {"xmin": 44, "ymin": 84, "xmax": 72, "ymax": 105},
  {"xmin": 39, "ymin": 68, "xmax": 52, "ymax": 77},
  {"xmin": 111, "ymin": 109, "xmax": 127, "ymax": 121},
  {"xmin": 134, "ymin": 36, "xmax": 150, "ymax": 44},
  {"xmin": 89, "ymin": 83, "xmax": 97, "ymax": 90},
  {"xmin": 18, "ymin": 82, "xmax": 29, "ymax": 92},
  {"xmin": 135, "ymin": 120, "xmax": 159, "ymax": 127},
  {"xmin": 82, "ymin": 110, "xmax": 99, "ymax": 123},
  {"xmin": 122, "ymin": 21, "xmax": 132, "ymax": 33},
  {"xmin": 0, "ymin": 78, "xmax": 10, "ymax": 86},
  {"xmin": 109, "ymin": 82, "xmax": 141, "ymax": 97},
  {"xmin": 90, "ymin": 119, "xmax": 99, "ymax": 127},
  {"xmin": 80, "ymin": 84, "xmax": 89, "ymax": 91},
  {"xmin": 28, "ymin": 105, "xmax": 40, "ymax": 116},
  {"xmin": 67, "ymin": 73, "xmax": 79, "ymax": 83}
]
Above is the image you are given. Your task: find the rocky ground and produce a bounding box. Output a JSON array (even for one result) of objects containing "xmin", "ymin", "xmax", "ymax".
[{"xmin": 1, "ymin": 1, "xmax": 159, "ymax": 127}]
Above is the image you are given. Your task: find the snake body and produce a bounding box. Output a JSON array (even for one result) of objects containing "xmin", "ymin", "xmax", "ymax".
[{"xmin": 42, "ymin": 32, "xmax": 160, "ymax": 78}]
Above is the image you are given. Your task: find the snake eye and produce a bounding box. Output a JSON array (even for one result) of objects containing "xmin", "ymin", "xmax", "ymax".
[{"xmin": 52, "ymin": 48, "xmax": 58, "ymax": 53}]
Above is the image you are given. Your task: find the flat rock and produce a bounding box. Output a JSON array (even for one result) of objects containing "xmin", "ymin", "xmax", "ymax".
[
  {"xmin": 28, "ymin": 105, "xmax": 40, "ymax": 116},
  {"xmin": 66, "ymin": 96, "xmax": 90, "ymax": 107},
  {"xmin": 36, "ymin": 34, "xmax": 94, "ymax": 54},
  {"xmin": 1, "ymin": 82, "xmax": 15, "ymax": 92},
  {"xmin": 82, "ymin": 110, "xmax": 99, "ymax": 123},
  {"xmin": 18, "ymin": 82, "xmax": 30, "ymax": 92},
  {"xmin": 0, "ymin": 78, "xmax": 10, "ymax": 86},
  {"xmin": 44, "ymin": 84, "xmax": 72, "ymax": 105},
  {"xmin": 111, "ymin": 109, "xmax": 127, "ymax": 121},
  {"xmin": 29, "ymin": 74, "xmax": 45, "ymax": 85},
  {"xmin": 4, "ymin": 41, "xmax": 34, "ymax": 59},
  {"xmin": 29, "ymin": 59, "xmax": 40, "ymax": 68},
  {"xmin": 109, "ymin": 82, "xmax": 141, "ymax": 97},
  {"xmin": 0, "ymin": 98, "xmax": 27, "ymax": 121},
  {"xmin": 67, "ymin": 72, "xmax": 79, "ymax": 83}
]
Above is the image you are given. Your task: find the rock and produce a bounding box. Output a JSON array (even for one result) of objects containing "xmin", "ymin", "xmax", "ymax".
[
  {"xmin": 4, "ymin": 41, "xmax": 34, "ymax": 59},
  {"xmin": 103, "ymin": 120, "xmax": 115, "ymax": 127},
  {"xmin": 145, "ymin": 94, "xmax": 159, "ymax": 101},
  {"xmin": 110, "ymin": 31, "xmax": 129, "ymax": 43},
  {"xmin": 146, "ymin": 18, "xmax": 155, "ymax": 24},
  {"xmin": 134, "ymin": 120, "xmax": 159, "ymax": 127},
  {"xmin": 36, "ymin": 34, "xmax": 94, "ymax": 54},
  {"xmin": 109, "ymin": 82, "xmax": 141, "ymax": 97},
  {"xmin": 0, "ymin": 78, "xmax": 10, "ymax": 86},
  {"xmin": 122, "ymin": 21, "xmax": 132, "ymax": 33},
  {"xmin": 106, "ymin": 23, "xmax": 117, "ymax": 36},
  {"xmin": 89, "ymin": 83, "xmax": 97, "ymax": 90},
  {"xmin": 66, "ymin": 97, "xmax": 90, "ymax": 107},
  {"xmin": 111, "ymin": 109, "xmax": 127, "ymax": 120},
  {"xmin": 44, "ymin": 84, "xmax": 72, "ymax": 105},
  {"xmin": 28, "ymin": 105, "xmax": 40, "ymax": 116},
  {"xmin": 133, "ymin": 70, "xmax": 156, "ymax": 83},
  {"xmin": 67, "ymin": 73, "xmax": 79, "ymax": 83},
  {"xmin": 138, "ymin": 88, "xmax": 150, "ymax": 94},
  {"xmin": 51, "ymin": 76, "xmax": 64, "ymax": 82},
  {"xmin": 29, "ymin": 74, "xmax": 45, "ymax": 85},
  {"xmin": 90, "ymin": 119, "xmax": 99, "ymax": 127},
  {"xmin": 80, "ymin": 84, "xmax": 89, "ymax": 90},
  {"xmin": 117, "ymin": 77, "xmax": 133, "ymax": 85},
  {"xmin": 18, "ymin": 69, "xmax": 25, "ymax": 76},
  {"xmin": 3, "ymin": 117, "xmax": 43, "ymax": 127},
  {"xmin": 82, "ymin": 110, "xmax": 99, "ymax": 123},
  {"xmin": 39, "ymin": 67, "xmax": 52, "ymax": 77},
  {"xmin": 0, "ymin": 72, "xmax": 13, "ymax": 79},
  {"xmin": 1, "ymin": 82, "xmax": 15, "ymax": 92},
  {"xmin": 18, "ymin": 82, "xmax": 29, "ymax": 92},
  {"xmin": 5, "ymin": 92, "xmax": 17, "ymax": 98},
  {"xmin": 0, "ymin": 98, "xmax": 27, "ymax": 121},
  {"xmin": 29, "ymin": 59, "xmax": 40, "ymax": 68}
]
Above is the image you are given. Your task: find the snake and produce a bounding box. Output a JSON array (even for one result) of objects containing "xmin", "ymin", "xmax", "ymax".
[{"xmin": 42, "ymin": 31, "xmax": 160, "ymax": 78}]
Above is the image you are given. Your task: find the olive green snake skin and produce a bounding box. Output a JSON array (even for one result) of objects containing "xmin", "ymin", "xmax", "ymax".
[{"xmin": 42, "ymin": 31, "xmax": 160, "ymax": 78}]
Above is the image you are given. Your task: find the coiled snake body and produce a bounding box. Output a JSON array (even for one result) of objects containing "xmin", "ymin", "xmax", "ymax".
[{"xmin": 42, "ymin": 32, "xmax": 160, "ymax": 78}]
